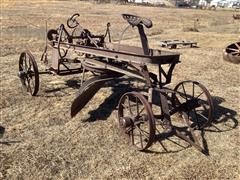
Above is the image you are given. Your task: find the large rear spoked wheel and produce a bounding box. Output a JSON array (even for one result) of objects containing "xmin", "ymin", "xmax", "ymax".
[
  {"xmin": 172, "ymin": 81, "xmax": 214, "ymax": 129},
  {"xmin": 118, "ymin": 92, "xmax": 155, "ymax": 151},
  {"xmin": 18, "ymin": 51, "xmax": 39, "ymax": 96}
]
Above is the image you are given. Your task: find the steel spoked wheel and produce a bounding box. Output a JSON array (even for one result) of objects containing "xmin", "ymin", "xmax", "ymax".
[
  {"xmin": 223, "ymin": 42, "xmax": 240, "ymax": 64},
  {"xmin": 225, "ymin": 42, "xmax": 240, "ymax": 56},
  {"xmin": 173, "ymin": 81, "xmax": 214, "ymax": 129},
  {"xmin": 118, "ymin": 92, "xmax": 155, "ymax": 151},
  {"xmin": 18, "ymin": 51, "xmax": 39, "ymax": 96}
]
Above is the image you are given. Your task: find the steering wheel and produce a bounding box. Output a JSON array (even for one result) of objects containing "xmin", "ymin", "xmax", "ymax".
[{"xmin": 67, "ymin": 13, "xmax": 80, "ymax": 28}]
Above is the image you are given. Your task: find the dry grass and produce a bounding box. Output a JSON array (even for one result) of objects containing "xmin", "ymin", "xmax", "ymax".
[{"xmin": 1, "ymin": 1, "xmax": 240, "ymax": 179}]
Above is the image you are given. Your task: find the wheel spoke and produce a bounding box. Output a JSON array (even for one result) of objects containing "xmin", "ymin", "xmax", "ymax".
[
  {"xmin": 24, "ymin": 54, "xmax": 28, "ymax": 70},
  {"xmin": 30, "ymin": 77, "xmax": 35, "ymax": 90},
  {"xmin": 230, "ymin": 52, "xmax": 240, "ymax": 56},
  {"xmin": 30, "ymin": 70, "xmax": 36, "ymax": 77},
  {"xmin": 122, "ymin": 102, "xmax": 128, "ymax": 109},
  {"xmin": 181, "ymin": 83, "xmax": 188, "ymax": 100},
  {"xmin": 177, "ymin": 92, "xmax": 186, "ymax": 101},
  {"xmin": 173, "ymin": 93, "xmax": 181, "ymax": 106},
  {"xmin": 28, "ymin": 58, "xmax": 32, "ymax": 71},
  {"xmin": 137, "ymin": 107, "xmax": 145, "ymax": 117},
  {"xmin": 195, "ymin": 111, "xmax": 209, "ymax": 122},
  {"xmin": 192, "ymin": 82, "xmax": 195, "ymax": 97},
  {"xmin": 122, "ymin": 102, "xmax": 137, "ymax": 110},
  {"xmin": 227, "ymin": 47, "xmax": 239, "ymax": 52},
  {"xmin": 126, "ymin": 95, "xmax": 133, "ymax": 115},
  {"xmin": 235, "ymin": 43, "xmax": 240, "ymax": 49},
  {"xmin": 136, "ymin": 96, "xmax": 139, "ymax": 115},
  {"xmin": 196, "ymin": 91, "xmax": 204, "ymax": 99},
  {"xmin": 139, "ymin": 130, "xmax": 143, "ymax": 149},
  {"xmin": 135, "ymin": 125, "xmax": 150, "ymax": 138},
  {"xmin": 201, "ymin": 103, "xmax": 208, "ymax": 112},
  {"xmin": 20, "ymin": 63, "xmax": 24, "ymax": 71},
  {"xmin": 26, "ymin": 78, "xmax": 32, "ymax": 94}
]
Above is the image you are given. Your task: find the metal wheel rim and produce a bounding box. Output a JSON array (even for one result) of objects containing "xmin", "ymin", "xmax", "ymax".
[
  {"xmin": 118, "ymin": 91, "xmax": 155, "ymax": 151},
  {"xmin": 225, "ymin": 42, "xmax": 240, "ymax": 57},
  {"xmin": 172, "ymin": 81, "xmax": 214, "ymax": 129},
  {"xmin": 47, "ymin": 29, "xmax": 58, "ymax": 41},
  {"xmin": 19, "ymin": 51, "xmax": 39, "ymax": 96}
]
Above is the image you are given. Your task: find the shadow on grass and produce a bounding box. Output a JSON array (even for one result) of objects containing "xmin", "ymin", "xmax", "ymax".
[
  {"xmin": 42, "ymin": 79, "xmax": 81, "ymax": 97},
  {"xmin": 84, "ymin": 78, "xmax": 139, "ymax": 122},
  {"xmin": 146, "ymin": 128, "xmax": 209, "ymax": 155},
  {"xmin": 207, "ymin": 96, "xmax": 238, "ymax": 132},
  {"xmin": 0, "ymin": 126, "xmax": 5, "ymax": 138},
  {"xmin": 79, "ymin": 82, "xmax": 238, "ymax": 155},
  {"xmin": 38, "ymin": 77, "xmax": 238, "ymax": 155},
  {"xmin": 0, "ymin": 140, "xmax": 21, "ymax": 146},
  {"xmin": 144, "ymin": 96, "xmax": 238, "ymax": 155}
]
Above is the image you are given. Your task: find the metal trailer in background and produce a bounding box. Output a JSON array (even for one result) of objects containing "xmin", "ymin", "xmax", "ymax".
[{"xmin": 160, "ymin": 39, "xmax": 197, "ymax": 49}]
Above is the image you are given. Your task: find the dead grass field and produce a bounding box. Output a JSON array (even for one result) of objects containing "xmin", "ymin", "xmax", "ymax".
[{"xmin": 1, "ymin": 0, "xmax": 240, "ymax": 179}]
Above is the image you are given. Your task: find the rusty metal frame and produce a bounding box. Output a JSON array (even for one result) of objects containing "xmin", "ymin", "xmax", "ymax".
[{"xmin": 18, "ymin": 13, "xmax": 214, "ymax": 154}]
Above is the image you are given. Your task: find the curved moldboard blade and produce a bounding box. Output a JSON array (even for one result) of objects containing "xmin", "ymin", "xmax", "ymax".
[{"xmin": 71, "ymin": 75, "xmax": 114, "ymax": 117}]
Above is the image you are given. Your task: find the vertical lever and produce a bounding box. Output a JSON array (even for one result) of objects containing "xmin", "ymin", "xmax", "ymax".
[{"xmin": 137, "ymin": 24, "xmax": 149, "ymax": 55}]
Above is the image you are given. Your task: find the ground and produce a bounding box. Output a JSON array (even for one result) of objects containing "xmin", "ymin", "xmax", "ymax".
[{"xmin": 0, "ymin": 0, "xmax": 240, "ymax": 179}]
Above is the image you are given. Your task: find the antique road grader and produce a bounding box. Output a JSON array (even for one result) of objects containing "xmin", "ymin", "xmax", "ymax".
[{"xmin": 18, "ymin": 13, "xmax": 214, "ymax": 153}]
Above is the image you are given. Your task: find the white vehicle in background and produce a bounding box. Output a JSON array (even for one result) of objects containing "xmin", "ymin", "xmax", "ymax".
[
  {"xmin": 210, "ymin": 0, "xmax": 219, "ymax": 7},
  {"xmin": 217, "ymin": 0, "xmax": 228, "ymax": 8},
  {"xmin": 198, "ymin": 0, "xmax": 207, "ymax": 7}
]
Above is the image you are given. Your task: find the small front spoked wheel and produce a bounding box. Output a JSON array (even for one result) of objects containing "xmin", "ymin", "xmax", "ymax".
[
  {"xmin": 172, "ymin": 81, "xmax": 214, "ymax": 129},
  {"xmin": 118, "ymin": 92, "xmax": 155, "ymax": 151},
  {"xmin": 18, "ymin": 51, "xmax": 39, "ymax": 96}
]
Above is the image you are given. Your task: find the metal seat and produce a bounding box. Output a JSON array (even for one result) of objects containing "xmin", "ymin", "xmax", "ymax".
[{"xmin": 122, "ymin": 14, "xmax": 153, "ymax": 28}]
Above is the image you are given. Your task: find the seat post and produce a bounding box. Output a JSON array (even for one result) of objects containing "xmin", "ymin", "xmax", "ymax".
[{"xmin": 137, "ymin": 24, "xmax": 149, "ymax": 55}]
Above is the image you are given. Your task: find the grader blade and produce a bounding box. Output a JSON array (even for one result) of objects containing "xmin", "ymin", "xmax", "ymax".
[{"xmin": 71, "ymin": 74, "xmax": 114, "ymax": 117}]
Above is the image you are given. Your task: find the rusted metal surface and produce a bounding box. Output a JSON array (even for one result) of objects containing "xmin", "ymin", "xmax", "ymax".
[
  {"xmin": 118, "ymin": 92, "xmax": 155, "ymax": 151},
  {"xmin": 71, "ymin": 74, "xmax": 118, "ymax": 117},
  {"xmin": 223, "ymin": 42, "xmax": 240, "ymax": 64},
  {"xmin": 18, "ymin": 13, "xmax": 214, "ymax": 153},
  {"xmin": 172, "ymin": 81, "xmax": 214, "ymax": 129},
  {"xmin": 18, "ymin": 51, "xmax": 39, "ymax": 96}
]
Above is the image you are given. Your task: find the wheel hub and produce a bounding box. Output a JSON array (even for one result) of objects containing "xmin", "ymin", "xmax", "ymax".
[
  {"xmin": 120, "ymin": 114, "xmax": 148, "ymax": 129},
  {"xmin": 18, "ymin": 71, "xmax": 27, "ymax": 79},
  {"xmin": 120, "ymin": 117, "xmax": 133, "ymax": 128}
]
